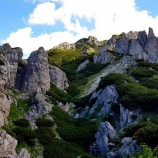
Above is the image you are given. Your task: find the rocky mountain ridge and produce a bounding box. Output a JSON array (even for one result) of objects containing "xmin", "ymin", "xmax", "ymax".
[{"xmin": 0, "ymin": 28, "xmax": 158, "ymax": 158}]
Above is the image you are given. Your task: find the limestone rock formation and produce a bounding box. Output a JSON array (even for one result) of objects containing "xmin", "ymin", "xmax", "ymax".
[
  {"xmin": 0, "ymin": 130, "xmax": 17, "ymax": 157},
  {"xmin": 93, "ymin": 51, "xmax": 115, "ymax": 64},
  {"xmin": 49, "ymin": 65, "xmax": 69, "ymax": 90},
  {"xmin": 90, "ymin": 121, "xmax": 116, "ymax": 156},
  {"xmin": 119, "ymin": 105, "xmax": 134, "ymax": 128},
  {"xmin": 17, "ymin": 148, "xmax": 30, "ymax": 158},
  {"xmin": 53, "ymin": 42, "xmax": 75, "ymax": 50},
  {"xmin": 76, "ymin": 59, "xmax": 90, "ymax": 72},
  {"xmin": 26, "ymin": 92, "xmax": 53, "ymax": 129},
  {"xmin": 0, "ymin": 43, "xmax": 23, "ymax": 90},
  {"xmin": 115, "ymin": 37, "xmax": 129, "ymax": 54},
  {"xmin": 0, "ymin": 93, "xmax": 12, "ymax": 126},
  {"xmin": 21, "ymin": 47, "xmax": 50, "ymax": 94},
  {"xmin": 75, "ymin": 36, "xmax": 100, "ymax": 47},
  {"xmin": 89, "ymin": 86, "xmax": 119, "ymax": 116},
  {"xmin": 118, "ymin": 137, "xmax": 142, "ymax": 157}
]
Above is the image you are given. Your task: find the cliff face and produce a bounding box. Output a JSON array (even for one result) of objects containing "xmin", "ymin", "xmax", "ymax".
[{"xmin": 0, "ymin": 28, "xmax": 158, "ymax": 158}]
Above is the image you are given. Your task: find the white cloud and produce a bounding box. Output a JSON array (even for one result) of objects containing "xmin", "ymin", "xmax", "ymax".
[
  {"xmin": 28, "ymin": 2, "xmax": 56, "ymax": 25},
  {"xmin": 2, "ymin": 0, "xmax": 158, "ymax": 58},
  {"xmin": 2, "ymin": 27, "xmax": 82, "ymax": 58}
]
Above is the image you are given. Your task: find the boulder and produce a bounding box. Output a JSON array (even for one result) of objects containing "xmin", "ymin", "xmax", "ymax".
[
  {"xmin": 21, "ymin": 47, "xmax": 50, "ymax": 94},
  {"xmin": 49, "ymin": 65, "xmax": 69, "ymax": 90},
  {"xmin": 118, "ymin": 137, "xmax": 142, "ymax": 157},
  {"xmin": 0, "ymin": 130, "xmax": 17, "ymax": 157},
  {"xmin": 17, "ymin": 148, "xmax": 30, "ymax": 158}
]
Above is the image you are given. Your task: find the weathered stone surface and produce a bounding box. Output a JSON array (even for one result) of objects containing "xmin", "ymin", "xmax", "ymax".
[
  {"xmin": 120, "ymin": 105, "xmax": 134, "ymax": 129},
  {"xmin": 21, "ymin": 47, "xmax": 50, "ymax": 94},
  {"xmin": 76, "ymin": 59, "xmax": 90, "ymax": 72},
  {"xmin": 0, "ymin": 44, "xmax": 23, "ymax": 90},
  {"xmin": 129, "ymin": 39, "xmax": 149, "ymax": 61},
  {"xmin": 49, "ymin": 65, "xmax": 69, "ymax": 90},
  {"xmin": 89, "ymin": 86, "xmax": 119, "ymax": 116},
  {"xmin": 137, "ymin": 31, "xmax": 147, "ymax": 49},
  {"xmin": 17, "ymin": 148, "xmax": 30, "ymax": 158},
  {"xmin": 15, "ymin": 59, "xmax": 28, "ymax": 90},
  {"xmin": 53, "ymin": 42, "xmax": 75, "ymax": 50},
  {"xmin": 0, "ymin": 93, "xmax": 12, "ymax": 126},
  {"xmin": 75, "ymin": 36, "xmax": 100, "ymax": 47},
  {"xmin": 93, "ymin": 51, "xmax": 115, "ymax": 64},
  {"xmin": 145, "ymin": 28, "xmax": 158, "ymax": 63},
  {"xmin": 118, "ymin": 137, "xmax": 142, "ymax": 157},
  {"xmin": 0, "ymin": 130, "xmax": 17, "ymax": 157},
  {"xmin": 26, "ymin": 92, "xmax": 53, "ymax": 129},
  {"xmin": 90, "ymin": 121, "xmax": 116, "ymax": 156},
  {"xmin": 115, "ymin": 37, "xmax": 129, "ymax": 54}
]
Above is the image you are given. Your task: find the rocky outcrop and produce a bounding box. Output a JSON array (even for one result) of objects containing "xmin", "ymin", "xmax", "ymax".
[
  {"xmin": 21, "ymin": 47, "xmax": 50, "ymax": 94},
  {"xmin": 145, "ymin": 28, "xmax": 158, "ymax": 63},
  {"xmin": 115, "ymin": 37, "xmax": 129, "ymax": 54},
  {"xmin": 118, "ymin": 137, "xmax": 142, "ymax": 157},
  {"xmin": 49, "ymin": 65, "xmax": 69, "ymax": 90},
  {"xmin": 26, "ymin": 92, "xmax": 53, "ymax": 129},
  {"xmin": 0, "ymin": 93, "xmax": 12, "ymax": 126},
  {"xmin": 15, "ymin": 59, "xmax": 28, "ymax": 90},
  {"xmin": 75, "ymin": 36, "xmax": 100, "ymax": 47},
  {"xmin": 17, "ymin": 148, "xmax": 30, "ymax": 158},
  {"xmin": 0, "ymin": 44, "xmax": 23, "ymax": 90},
  {"xmin": 53, "ymin": 42, "xmax": 75, "ymax": 50},
  {"xmin": 90, "ymin": 121, "xmax": 116, "ymax": 156},
  {"xmin": 89, "ymin": 86, "xmax": 119, "ymax": 116},
  {"xmin": 76, "ymin": 59, "xmax": 90, "ymax": 72},
  {"xmin": 119, "ymin": 105, "xmax": 134, "ymax": 128},
  {"xmin": 93, "ymin": 51, "xmax": 115, "ymax": 64},
  {"xmin": 0, "ymin": 130, "xmax": 17, "ymax": 157}
]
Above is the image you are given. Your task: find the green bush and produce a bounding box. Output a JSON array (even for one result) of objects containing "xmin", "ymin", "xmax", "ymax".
[
  {"xmin": 51, "ymin": 106, "xmax": 96, "ymax": 149},
  {"xmin": 43, "ymin": 139, "xmax": 83, "ymax": 158},
  {"xmin": 35, "ymin": 127, "xmax": 56, "ymax": 144},
  {"xmin": 141, "ymin": 78, "xmax": 158, "ymax": 90},
  {"xmin": 46, "ymin": 84, "xmax": 72, "ymax": 103},
  {"xmin": 129, "ymin": 67, "xmax": 157, "ymax": 80},
  {"xmin": 13, "ymin": 118, "xmax": 30, "ymax": 127},
  {"xmin": 36, "ymin": 118, "xmax": 54, "ymax": 127}
]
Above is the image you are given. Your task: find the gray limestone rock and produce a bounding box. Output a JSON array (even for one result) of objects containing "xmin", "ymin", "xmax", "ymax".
[
  {"xmin": 17, "ymin": 148, "xmax": 30, "ymax": 158},
  {"xmin": 49, "ymin": 65, "xmax": 69, "ymax": 90},
  {"xmin": 91, "ymin": 121, "xmax": 116, "ymax": 156},
  {"xmin": 137, "ymin": 31, "xmax": 147, "ymax": 49},
  {"xmin": 76, "ymin": 59, "xmax": 90, "ymax": 72},
  {"xmin": 118, "ymin": 137, "xmax": 142, "ymax": 157},
  {"xmin": 21, "ymin": 47, "xmax": 50, "ymax": 94},
  {"xmin": 53, "ymin": 42, "xmax": 75, "ymax": 50},
  {"xmin": 0, "ymin": 44, "xmax": 23, "ymax": 90},
  {"xmin": 26, "ymin": 92, "xmax": 53, "ymax": 129},
  {"xmin": 0, "ymin": 93, "xmax": 12, "ymax": 126},
  {"xmin": 93, "ymin": 51, "xmax": 115, "ymax": 64},
  {"xmin": 115, "ymin": 37, "xmax": 129, "ymax": 54},
  {"xmin": 89, "ymin": 86, "xmax": 119, "ymax": 116},
  {"xmin": 120, "ymin": 105, "xmax": 134, "ymax": 128},
  {"xmin": 0, "ymin": 130, "xmax": 17, "ymax": 158}
]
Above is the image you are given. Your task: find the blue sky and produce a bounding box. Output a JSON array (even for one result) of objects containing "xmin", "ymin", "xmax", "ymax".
[{"xmin": 0, "ymin": 0, "xmax": 158, "ymax": 58}]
